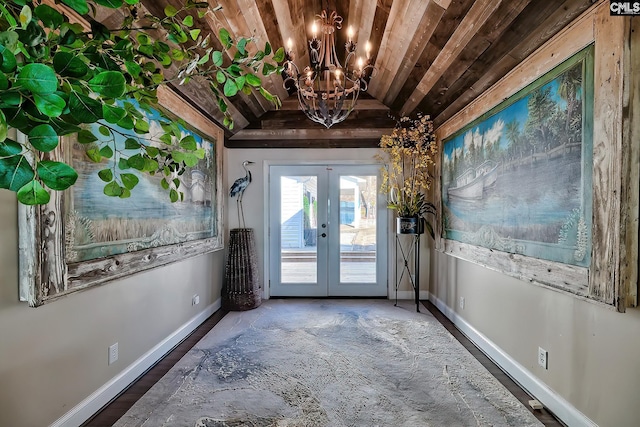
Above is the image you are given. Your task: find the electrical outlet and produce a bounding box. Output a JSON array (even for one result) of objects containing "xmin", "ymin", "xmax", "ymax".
[
  {"xmin": 459, "ymin": 296, "xmax": 465, "ymax": 309},
  {"xmin": 108, "ymin": 342, "xmax": 119, "ymax": 365},
  {"xmin": 538, "ymin": 347, "xmax": 548, "ymax": 369},
  {"xmin": 192, "ymin": 294, "xmax": 200, "ymax": 306}
]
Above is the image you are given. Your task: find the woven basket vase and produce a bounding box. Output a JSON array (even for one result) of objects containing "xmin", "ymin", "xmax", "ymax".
[{"xmin": 222, "ymin": 228, "xmax": 262, "ymax": 310}]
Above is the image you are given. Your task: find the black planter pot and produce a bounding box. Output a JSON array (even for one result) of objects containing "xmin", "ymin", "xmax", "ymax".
[{"xmin": 396, "ymin": 217, "xmax": 424, "ymax": 234}]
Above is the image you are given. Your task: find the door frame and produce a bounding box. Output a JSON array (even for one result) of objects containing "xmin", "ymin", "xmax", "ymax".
[{"xmin": 263, "ymin": 161, "xmax": 389, "ymax": 299}]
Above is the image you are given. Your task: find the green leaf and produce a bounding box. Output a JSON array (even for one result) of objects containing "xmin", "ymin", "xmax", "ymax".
[
  {"xmin": 219, "ymin": 28, "xmax": 232, "ymax": 49},
  {"xmin": 169, "ymin": 188, "xmax": 179, "ymax": 202},
  {"xmin": 34, "ymin": 93, "xmax": 65, "ymax": 118},
  {"xmin": 86, "ymin": 147, "xmax": 102, "ymax": 162},
  {"xmin": 0, "ymin": 44, "xmax": 17, "ymax": 73},
  {"xmin": 61, "ymin": 0, "xmax": 89, "ymax": 15},
  {"xmin": 124, "ymin": 137, "xmax": 141, "ymax": 150},
  {"xmin": 134, "ymin": 119, "xmax": 150, "ymax": 133},
  {"xmin": 68, "ymin": 92, "xmax": 103, "ymax": 123},
  {"xmin": 273, "ymin": 47, "xmax": 285, "ymax": 63},
  {"xmin": 237, "ymin": 38, "xmax": 247, "ymax": 55},
  {"xmin": 17, "ymin": 180, "xmax": 50, "ymax": 205},
  {"xmin": 223, "ymin": 78, "xmax": 238, "ymax": 97},
  {"xmin": 145, "ymin": 146, "xmax": 159, "ymax": 157},
  {"xmin": 246, "ymin": 73, "xmax": 261, "ymax": 87},
  {"xmin": 227, "ymin": 64, "xmax": 242, "ymax": 77},
  {"xmin": 216, "ymin": 70, "xmax": 226, "ymax": 84},
  {"xmin": 212, "ymin": 50, "xmax": 223, "ymax": 67},
  {"xmin": 235, "ymin": 76, "xmax": 246, "ymax": 91},
  {"xmin": 94, "ymin": 0, "xmax": 123, "ymax": 8},
  {"xmin": 98, "ymin": 168, "xmax": 113, "ymax": 182},
  {"xmin": 119, "ymin": 187, "xmax": 131, "ymax": 198},
  {"xmin": 164, "ymin": 5, "xmax": 178, "ymax": 17},
  {"xmin": 125, "ymin": 60, "xmax": 141, "ymax": 78},
  {"xmin": 34, "ymin": 5, "xmax": 64, "ymax": 29},
  {"xmin": 17, "ymin": 63, "xmax": 58, "ymax": 94},
  {"xmin": 77, "ymin": 130, "xmax": 98, "ymax": 144},
  {"xmin": 179, "ymin": 135, "xmax": 197, "ymax": 151},
  {"xmin": 98, "ymin": 125, "xmax": 110, "ymax": 136},
  {"xmin": 170, "ymin": 49, "xmax": 185, "ymax": 61},
  {"xmin": 183, "ymin": 15, "xmax": 194, "ymax": 27},
  {"xmin": 116, "ymin": 115, "xmax": 134, "ymax": 130},
  {"xmin": 37, "ymin": 160, "xmax": 78, "ymax": 190},
  {"xmin": 118, "ymin": 158, "xmax": 130, "ymax": 170},
  {"xmin": 264, "ymin": 42, "xmax": 272, "ymax": 56},
  {"xmin": 99, "ymin": 145, "xmax": 114, "ymax": 159},
  {"xmin": 183, "ymin": 153, "xmax": 198, "ymax": 167},
  {"xmin": 0, "ymin": 140, "xmax": 23, "ymax": 157},
  {"xmin": 172, "ymin": 178, "xmax": 180, "ymax": 188},
  {"xmin": 103, "ymin": 104, "xmax": 127, "ymax": 124},
  {"xmin": 189, "ymin": 29, "xmax": 201, "ymax": 41},
  {"xmin": 0, "ymin": 154, "xmax": 34, "ymax": 191},
  {"xmin": 53, "ymin": 52, "xmax": 88, "ymax": 77},
  {"xmin": 29, "ymin": 124, "xmax": 58, "ymax": 152},
  {"xmin": 0, "ymin": 73, "xmax": 8, "ymax": 91},
  {"xmin": 127, "ymin": 154, "xmax": 145, "ymax": 170},
  {"xmin": 89, "ymin": 71, "xmax": 126, "ymax": 98},
  {"xmin": 103, "ymin": 181, "xmax": 122, "ymax": 197},
  {"xmin": 262, "ymin": 62, "xmax": 276, "ymax": 76},
  {"xmin": 160, "ymin": 178, "xmax": 169, "ymax": 189},
  {"xmin": 0, "ymin": 110, "xmax": 6, "ymax": 142},
  {"xmin": 121, "ymin": 173, "xmax": 139, "ymax": 190}
]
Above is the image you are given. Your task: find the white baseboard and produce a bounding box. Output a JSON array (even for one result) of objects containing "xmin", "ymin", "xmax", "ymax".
[
  {"xmin": 392, "ymin": 290, "xmax": 430, "ymax": 300},
  {"xmin": 50, "ymin": 299, "xmax": 221, "ymax": 427},
  {"xmin": 428, "ymin": 293, "xmax": 597, "ymax": 427}
]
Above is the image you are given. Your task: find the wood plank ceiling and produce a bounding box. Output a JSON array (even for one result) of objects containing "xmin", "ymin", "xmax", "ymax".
[{"xmin": 140, "ymin": 0, "xmax": 597, "ymax": 148}]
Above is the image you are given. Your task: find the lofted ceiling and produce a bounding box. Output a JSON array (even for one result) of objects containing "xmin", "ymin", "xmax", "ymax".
[{"xmin": 137, "ymin": 0, "xmax": 597, "ymax": 148}]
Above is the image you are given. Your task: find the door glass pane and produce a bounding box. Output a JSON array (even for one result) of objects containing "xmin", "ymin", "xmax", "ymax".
[
  {"xmin": 339, "ymin": 175, "xmax": 377, "ymax": 283},
  {"xmin": 280, "ymin": 176, "xmax": 317, "ymax": 283}
]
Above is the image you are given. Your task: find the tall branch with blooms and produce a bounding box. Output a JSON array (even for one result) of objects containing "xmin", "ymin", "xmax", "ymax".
[{"xmin": 377, "ymin": 114, "xmax": 438, "ymax": 237}]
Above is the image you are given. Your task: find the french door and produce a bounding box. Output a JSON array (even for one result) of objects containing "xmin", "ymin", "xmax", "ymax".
[{"xmin": 269, "ymin": 165, "xmax": 387, "ymax": 297}]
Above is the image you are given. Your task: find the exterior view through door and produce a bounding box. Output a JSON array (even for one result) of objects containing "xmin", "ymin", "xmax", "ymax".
[{"xmin": 269, "ymin": 165, "xmax": 387, "ymax": 297}]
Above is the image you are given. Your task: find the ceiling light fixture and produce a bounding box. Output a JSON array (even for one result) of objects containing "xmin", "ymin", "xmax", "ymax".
[{"xmin": 282, "ymin": 9, "xmax": 373, "ymax": 128}]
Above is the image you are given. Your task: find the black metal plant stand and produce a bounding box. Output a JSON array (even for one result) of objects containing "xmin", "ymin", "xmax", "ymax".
[{"xmin": 394, "ymin": 232, "xmax": 421, "ymax": 313}]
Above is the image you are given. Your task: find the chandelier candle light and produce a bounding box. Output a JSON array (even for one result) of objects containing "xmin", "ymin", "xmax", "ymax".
[{"xmin": 283, "ymin": 10, "xmax": 373, "ymax": 128}]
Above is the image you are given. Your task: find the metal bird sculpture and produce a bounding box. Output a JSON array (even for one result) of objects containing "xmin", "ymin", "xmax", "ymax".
[{"xmin": 229, "ymin": 160, "xmax": 254, "ymax": 229}]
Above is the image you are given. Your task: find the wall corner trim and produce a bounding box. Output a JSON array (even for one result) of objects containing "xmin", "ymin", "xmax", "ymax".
[
  {"xmin": 428, "ymin": 293, "xmax": 599, "ymax": 427},
  {"xmin": 50, "ymin": 299, "xmax": 222, "ymax": 427}
]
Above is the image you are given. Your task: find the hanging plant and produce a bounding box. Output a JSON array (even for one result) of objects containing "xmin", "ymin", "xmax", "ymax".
[{"xmin": 0, "ymin": 0, "xmax": 284, "ymax": 205}]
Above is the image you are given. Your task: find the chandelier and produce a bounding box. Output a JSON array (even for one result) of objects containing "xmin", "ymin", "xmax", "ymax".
[{"xmin": 282, "ymin": 9, "xmax": 373, "ymax": 128}]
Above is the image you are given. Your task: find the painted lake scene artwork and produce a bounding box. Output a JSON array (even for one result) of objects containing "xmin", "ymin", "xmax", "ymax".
[
  {"xmin": 65, "ymin": 103, "xmax": 218, "ymax": 263},
  {"xmin": 441, "ymin": 51, "xmax": 592, "ymax": 268}
]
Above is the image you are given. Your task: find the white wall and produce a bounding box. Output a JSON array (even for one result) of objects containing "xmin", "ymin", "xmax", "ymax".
[{"xmin": 0, "ymin": 187, "xmax": 225, "ymax": 426}]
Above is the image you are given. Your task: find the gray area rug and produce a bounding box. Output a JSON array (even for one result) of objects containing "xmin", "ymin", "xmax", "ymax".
[{"xmin": 115, "ymin": 300, "xmax": 542, "ymax": 427}]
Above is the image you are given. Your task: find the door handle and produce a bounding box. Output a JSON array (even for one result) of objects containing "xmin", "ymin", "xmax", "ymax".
[{"xmin": 321, "ymin": 233, "xmax": 327, "ymax": 238}]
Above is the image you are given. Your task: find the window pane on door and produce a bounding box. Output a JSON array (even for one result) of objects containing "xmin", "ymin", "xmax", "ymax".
[
  {"xmin": 280, "ymin": 176, "xmax": 317, "ymax": 283},
  {"xmin": 339, "ymin": 175, "xmax": 377, "ymax": 283}
]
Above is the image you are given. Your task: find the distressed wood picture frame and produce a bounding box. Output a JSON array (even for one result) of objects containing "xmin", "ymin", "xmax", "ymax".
[
  {"xmin": 19, "ymin": 88, "xmax": 224, "ymax": 307},
  {"xmin": 434, "ymin": 5, "xmax": 638, "ymax": 312}
]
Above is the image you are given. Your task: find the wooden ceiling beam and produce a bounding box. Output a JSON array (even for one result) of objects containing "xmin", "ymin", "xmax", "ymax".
[
  {"xmin": 368, "ymin": 0, "xmax": 431, "ymax": 99},
  {"xmin": 418, "ymin": 0, "xmax": 532, "ymax": 111},
  {"xmin": 230, "ymin": 128, "xmax": 392, "ymax": 141},
  {"xmin": 429, "ymin": 0, "xmax": 595, "ymax": 127},
  {"xmin": 388, "ymin": 0, "xmax": 476, "ymax": 113},
  {"xmin": 401, "ymin": 0, "xmax": 503, "ymax": 115},
  {"xmin": 382, "ymin": 0, "xmax": 448, "ymax": 106}
]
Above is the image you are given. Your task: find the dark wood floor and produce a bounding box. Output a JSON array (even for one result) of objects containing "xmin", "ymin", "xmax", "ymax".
[{"xmin": 83, "ymin": 301, "xmax": 563, "ymax": 427}]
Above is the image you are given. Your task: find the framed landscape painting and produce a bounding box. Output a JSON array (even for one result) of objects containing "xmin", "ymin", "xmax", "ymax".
[
  {"xmin": 441, "ymin": 47, "xmax": 593, "ymax": 269},
  {"xmin": 19, "ymin": 89, "xmax": 224, "ymax": 306}
]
